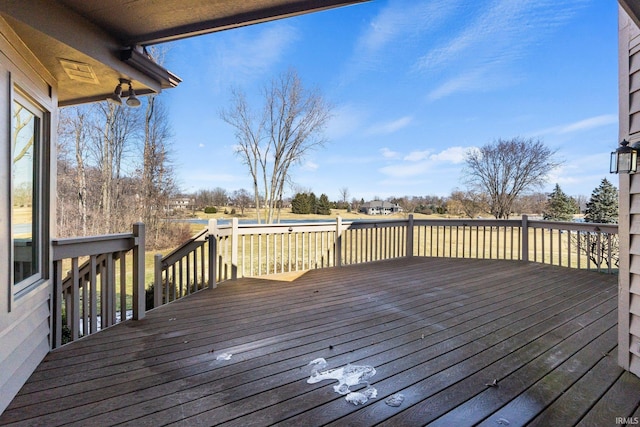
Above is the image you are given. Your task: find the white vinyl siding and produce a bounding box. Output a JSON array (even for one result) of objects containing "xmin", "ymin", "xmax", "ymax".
[{"xmin": 620, "ymin": 6, "xmax": 640, "ymax": 377}]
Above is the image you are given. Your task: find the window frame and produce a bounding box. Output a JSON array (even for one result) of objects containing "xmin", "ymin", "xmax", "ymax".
[{"xmin": 11, "ymin": 85, "xmax": 49, "ymax": 299}]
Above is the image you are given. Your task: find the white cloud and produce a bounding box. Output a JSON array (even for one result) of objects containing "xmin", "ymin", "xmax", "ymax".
[
  {"xmin": 380, "ymin": 146, "xmax": 472, "ymax": 178},
  {"xmin": 416, "ymin": 0, "xmax": 588, "ymax": 100},
  {"xmin": 211, "ymin": 23, "xmax": 298, "ymax": 87},
  {"xmin": 302, "ymin": 161, "xmax": 319, "ymax": 171},
  {"xmin": 358, "ymin": 0, "xmax": 456, "ymax": 54},
  {"xmin": 198, "ymin": 143, "xmax": 205, "ymax": 148},
  {"xmin": 346, "ymin": 0, "xmax": 458, "ymax": 76},
  {"xmin": 557, "ymin": 114, "xmax": 617, "ymax": 134},
  {"xmin": 427, "ymin": 69, "xmax": 488, "ymax": 101},
  {"xmin": 404, "ymin": 150, "xmax": 430, "ymax": 162},
  {"xmin": 531, "ymin": 114, "xmax": 618, "ymax": 137},
  {"xmin": 367, "ymin": 116, "xmax": 413, "ymax": 135},
  {"xmin": 380, "ymin": 147, "xmax": 400, "ymax": 158},
  {"xmin": 429, "ymin": 146, "xmax": 468, "ymax": 164}
]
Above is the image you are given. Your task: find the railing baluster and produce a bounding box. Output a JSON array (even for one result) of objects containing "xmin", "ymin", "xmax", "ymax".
[
  {"xmin": 185, "ymin": 253, "xmax": 190, "ymax": 295},
  {"xmin": 71, "ymin": 257, "xmax": 80, "ymax": 340},
  {"xmin": 82, "ymin": 268, "xmax": 88, "ymax": 337},
  {"xmin": 120, "ymin": 252, "xmax": 126, "ymax": 321},
  {"xmin": 53, "ymin": 260, "xmax": 63, "ymax": 348}
]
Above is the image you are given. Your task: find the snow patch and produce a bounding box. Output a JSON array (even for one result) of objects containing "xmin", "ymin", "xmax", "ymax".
[
  {"xmin": 307, "ymin": 360, "xmax": 377, "ymax": 405},
  {"xmin": 385, "ymin": 393, "xmax": 405, "ymax": 407}
]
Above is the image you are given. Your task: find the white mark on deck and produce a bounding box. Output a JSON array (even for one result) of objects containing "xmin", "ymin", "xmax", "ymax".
[
  {"xmin": 216, "ymin": 353, "xmax": 232, "ymax": 361},
  {"xmin": 307, "ymin": 360, "xmax": 377, "ymax": 405},
  {"xmin": 346, "ymin": 387, "xmax": 377, "ymax": 405},
  {"xmin": 308, "ymin": 358, "xmax": 328, "ymax": 374},
  {"xmin": 385, "ymin": 393, "xmax": 405, "ymax": 407}
]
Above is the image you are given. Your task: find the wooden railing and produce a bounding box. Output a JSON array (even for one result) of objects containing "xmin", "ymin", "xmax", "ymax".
[
  {"xmin": 152, "ymin": 227, "xmax": 214, "ymax": 307},
  {"xmin": 200, "ymin": 215, "xmax": 619, "ymax": 281},
  {"xmin": 411, "ymin": 216, "xmax": 619, "ymax": 273},
  {"xmin": 50, "ymin": 216, "xmax": 617, "ymax": 346},
  {"xmin": 51, "ymin": 223, "xmax": 145, "ymax": 348}
]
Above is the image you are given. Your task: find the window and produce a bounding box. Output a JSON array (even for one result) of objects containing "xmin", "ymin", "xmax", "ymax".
[{"xmin": 12, "ymin": 90, "xmax": 44, "ymax": 293}]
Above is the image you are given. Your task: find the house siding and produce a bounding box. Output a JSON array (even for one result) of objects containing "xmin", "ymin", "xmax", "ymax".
[
  {"xmin": 620, "ymin": 6, "xmax": 640, "ymax": 377},
  {"xmin": 0, "ymin": 18, "xmax": 56, "ymax": 414}
]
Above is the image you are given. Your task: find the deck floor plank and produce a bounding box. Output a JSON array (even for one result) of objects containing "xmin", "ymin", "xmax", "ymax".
[
  {"xmin": 52, "ymin": 262, "xmax": 552, "ymax": 426},
  {"xmin": 0, "ymin": 257, "xmax": 636, "ymax": 427},
  {"xmin": 575, "ymin": 370, "xmax": 640, "ymax": 427},
  {"xmin": 322, "ymin": 281, "xmax": 617, "ymax": 427},
  {"xmin": 527, "ymin": 345, "xmax": 626, "ymax": 427}
]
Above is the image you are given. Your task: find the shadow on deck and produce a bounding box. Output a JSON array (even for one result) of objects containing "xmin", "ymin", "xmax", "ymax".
[{"xmin": 1, "ymin": 257, "xmax": 639, "ymax": 426}]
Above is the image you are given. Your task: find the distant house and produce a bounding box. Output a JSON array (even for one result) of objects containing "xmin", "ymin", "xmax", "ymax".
[
  {"xmin": 360, "ymin": 200, "xmax": 403, "ymax": 215},
  {"xmin": 170, "ymin": 197, "xmax": 192, "ymax": 210}
]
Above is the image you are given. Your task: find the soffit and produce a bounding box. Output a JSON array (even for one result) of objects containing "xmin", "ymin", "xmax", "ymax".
[
  {"xmin": 57, "ymin": 0, "xmax": 369, "ymax": 45},
  {"xmin": 0, "ymin": 0, "xmax": 367, "ymax": 106}
]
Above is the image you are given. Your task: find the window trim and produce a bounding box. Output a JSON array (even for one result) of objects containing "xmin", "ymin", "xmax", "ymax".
[{"xmin": 11, "ymin": 85, "xmax": 49, "ymax": 300}]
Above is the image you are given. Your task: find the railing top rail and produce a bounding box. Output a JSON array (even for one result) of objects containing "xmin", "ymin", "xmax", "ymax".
[
  {"xmin": 412, "ymin": 218, "xmax": 522, "ymax": 227},
  {"xmin": 159, "ymin": 227, "xmax": 209, "ymax": 263},
  {"xmin": 215, "ymin": 220, "xmax": 339, "ymax": 230},
  {"xmin": 527, "ymin": 219, "xmax": 618, "ymax": 233},
  {"xmin": 344, "ymin": 219, "xmax": 408, "ymax": 229},
  {"xmin": 212, "ymin": 218, "xmax": 417, "ymax": 237},
  {"xmin": 52, "ymin": 232, "xmax": 135, "ymax": 260}
]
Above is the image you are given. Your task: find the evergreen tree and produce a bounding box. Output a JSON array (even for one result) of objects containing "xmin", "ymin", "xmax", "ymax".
[
  {"xmin": 317, "ymin": 193, "xmax": 332, "ymax": 215},
  {"xmin": 291, "ymin": 192, "xmax": 311, "ymax": 214},
  {"xmin": 585, "ymin": 178, "xmax": 618, "ymax": 224},
  {"xmin": 309, "ymin": 192, "xmax": 318, "ymax": 214},
  {"xmin": 543, "ymin": 183, "xmax": 576, "ymax": 221}
]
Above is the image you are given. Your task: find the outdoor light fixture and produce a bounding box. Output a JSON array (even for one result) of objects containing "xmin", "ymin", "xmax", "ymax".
[
  {"xmin": 107, "ymin": 80, "xmax": 123, "ymax": 105},
  {"xmin": 610, "ymin": 139, "xmax": 639, "ymax": 174},
  {"xmin": 125, "ymin": 82, "xmax": 141, "ymax": 107},
  {"xmin": 106, "ymin": 78, "xmax": 141, "ymax": 107}
]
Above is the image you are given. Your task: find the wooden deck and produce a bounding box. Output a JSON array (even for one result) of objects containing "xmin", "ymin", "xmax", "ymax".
[{"xmin": 1, "ymin": 257, "xmax": 639, "ymax": 426}]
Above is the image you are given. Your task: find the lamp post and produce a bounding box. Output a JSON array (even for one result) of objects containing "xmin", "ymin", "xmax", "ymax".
[{"xmin": 611, "ymin": 139, "xmax": 638, "ymax": 174}]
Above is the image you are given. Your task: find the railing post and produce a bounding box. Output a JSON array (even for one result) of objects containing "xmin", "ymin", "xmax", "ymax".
[
  {"xmin": 208, "ymin": 219, "xmax": 217, "ymax": 289},
  {"xmin": 132, "ymin": 223, "xmax": 145, "ymax": 320},
  {"xmin": 521, "ymin": 215, "xmax": 529, "ymax": 262},
  {"xmin": 335, "ymin": 216, "xmax": 343, "ymax": 267},
  {"xmin": 231, "ymin": 217, "xmax": 239, "ymax": 279},
  {"xmin": 406, "ymin": 214, "xmax": 414, "ymax": 258},
  {"xmin": 154, "ymin": 254, "xmax": 163, "ymax": 308},
  {"xmin": 52, "ymin": 260, "xmax": 63, "ymax": 349}
]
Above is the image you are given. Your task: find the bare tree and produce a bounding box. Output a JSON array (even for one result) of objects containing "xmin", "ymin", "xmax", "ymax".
[
  {"xmin": 231, "ymin": 188, "xmax": 252, "ymax": 216},
  {"xmin": 140, "ymin": 94, "xmax": 180, "ymax": 247},
  {"xmin": 463, "ymin": 137, "xmax": 561, "ymax": 219},
  {"xmin": 211, "ymin": 187, "xmax": 228, "ymax": 207},
  {"xmin": 339, "ymin": 187, "xmax": 350, "ymax": 208},
  {"xmin": 448, "ymin": 189, "xmax": 489, "ymax": 218},
  {"xmin": 511, "ymin": 192, "xmax": 547, "ymax": 215},
  {"xmin": 221, "ymin": 68, "xmax": 332, "ymax": 223},
  {"xmin": 59, "ymin": 107, "xmax": 91, "ymax": 235},
  {"xmin": 56, "ymin": 91, "xmax": 185, "ymax": 247}
]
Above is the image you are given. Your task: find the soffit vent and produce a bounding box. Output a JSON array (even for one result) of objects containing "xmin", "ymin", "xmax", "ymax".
[{"xmin": 58, "ymin": 58, "xmax": 99, "ymax": 84}]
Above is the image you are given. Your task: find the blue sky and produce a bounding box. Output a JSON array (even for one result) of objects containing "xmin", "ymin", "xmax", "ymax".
[{"xmin": 162, "ymin": 0, "xmax": 618, "ymax": 202}]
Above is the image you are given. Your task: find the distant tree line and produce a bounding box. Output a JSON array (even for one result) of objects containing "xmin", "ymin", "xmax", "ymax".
[{"xmin": 184, "ymin": 178, "xmax": 616, "ymax": 224}]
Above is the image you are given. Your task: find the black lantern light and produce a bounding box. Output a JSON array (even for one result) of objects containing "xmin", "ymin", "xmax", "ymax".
[{"xmin": 611, "ymin": 139, "xmax": 639, "ymax": 174}]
